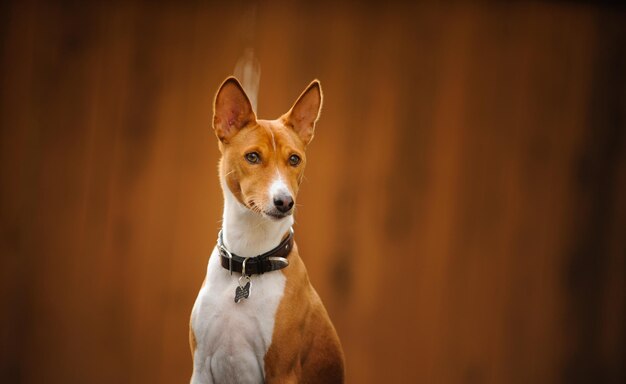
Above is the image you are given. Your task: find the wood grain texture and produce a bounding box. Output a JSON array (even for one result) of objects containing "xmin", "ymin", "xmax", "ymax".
[{"xmin": 1, "ymin": 1, "xmax": 624, "ymax": 383}]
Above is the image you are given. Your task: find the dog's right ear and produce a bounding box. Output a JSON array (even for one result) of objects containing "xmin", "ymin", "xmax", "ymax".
[{"xmin": 213, "ymin": 77, "xmax": 257, "ymax": 143}]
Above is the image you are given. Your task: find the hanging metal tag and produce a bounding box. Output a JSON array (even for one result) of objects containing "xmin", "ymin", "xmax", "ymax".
[
  {"xmin": 234, "ymin": 276, "xmax": 251, "ymax": 303},
  {"xmin": 234, "ymin": 258, "xmax": 251, "ymax": 303}
]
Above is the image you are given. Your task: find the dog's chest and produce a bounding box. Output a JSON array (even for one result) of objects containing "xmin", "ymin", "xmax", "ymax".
[{"xmin": 191, "ymin": 248, "xmax": 286, "ymax": 383}]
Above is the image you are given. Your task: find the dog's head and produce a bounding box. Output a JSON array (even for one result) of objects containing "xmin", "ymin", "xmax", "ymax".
[{"xmin": 212, "ymin": 77, "xmax": 322, "ymax": 220}]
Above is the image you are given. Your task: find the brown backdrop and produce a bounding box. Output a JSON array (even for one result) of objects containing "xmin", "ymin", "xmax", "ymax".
[{"xmin": 1, "ymin": 1, "xmax": 624, "ymax": 383}]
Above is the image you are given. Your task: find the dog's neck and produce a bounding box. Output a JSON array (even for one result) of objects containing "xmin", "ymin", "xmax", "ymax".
[{"xmin": 220, "ymin": 177, "xmax": 294, "ymax": 258}]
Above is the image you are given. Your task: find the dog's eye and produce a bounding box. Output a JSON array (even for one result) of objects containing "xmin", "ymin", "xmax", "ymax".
[
  {"xmin": 288, "ymin": 154, "xmax": 301, "ymax": 167},
  {"xmin": 245, "ymin": 152, "xmax": 261, "ymax": 164}
]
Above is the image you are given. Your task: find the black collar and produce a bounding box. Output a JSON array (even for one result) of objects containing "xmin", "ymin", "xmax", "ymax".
[{"xmin": 217, "ymin": 228, "xmax": 294, "ymax": 275}]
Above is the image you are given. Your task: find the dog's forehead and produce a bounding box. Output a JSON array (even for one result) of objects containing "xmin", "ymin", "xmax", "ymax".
[{"xmin": 255, "ymin": 119, "xmax": 300, "ymax": 150}]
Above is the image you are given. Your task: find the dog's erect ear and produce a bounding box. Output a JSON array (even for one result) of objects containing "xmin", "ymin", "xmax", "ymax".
[
  {"xmin": 213, "ymin": 77, "xmax": 257, "ymax": 143},
  {"xmin": 282, "ymin": 80, "xmax": 323, "ymax": 145}
]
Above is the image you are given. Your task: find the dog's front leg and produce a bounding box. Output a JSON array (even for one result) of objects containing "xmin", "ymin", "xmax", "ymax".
[
  {"xmin": 265, "ymin": 372, "xmax": 299, "ymax": 384},
  {"xmin": 190, "ymin": 360, "xmax": 214, "ymax": 384}
]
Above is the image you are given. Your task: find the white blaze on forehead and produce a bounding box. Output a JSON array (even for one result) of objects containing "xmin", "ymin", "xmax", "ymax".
[
  {"xmin": 264, "ymin": 123, "xmax": 277, "ymax": 152},
  {"xmin": 269, "ymin": 172, "xmax": 290, "ymax": 199}
]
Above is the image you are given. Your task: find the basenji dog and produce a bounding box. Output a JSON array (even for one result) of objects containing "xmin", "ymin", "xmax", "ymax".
[{"xmin": 190, "ymin": 77, "xmax": 345, "ymax": 383}]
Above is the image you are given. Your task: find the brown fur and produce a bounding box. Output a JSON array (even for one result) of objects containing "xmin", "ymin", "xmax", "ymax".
[
  {"xmin": 189, "ymin": 317, "xmax": 197, "ymax": 357},
  {"xmin": 264, "ymin": 244, "xmax": 345, "ymax": 383}
]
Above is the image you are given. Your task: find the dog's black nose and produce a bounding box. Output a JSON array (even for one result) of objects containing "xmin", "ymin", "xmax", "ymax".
[{"xmin": 273, "ymin": 194, "xmax": 294, "ymax": 213}]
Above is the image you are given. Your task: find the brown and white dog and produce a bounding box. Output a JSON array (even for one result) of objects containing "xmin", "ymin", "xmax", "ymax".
[{"xmin": 190, "ymin": 77, "xmax": 345, "ymax": 383}]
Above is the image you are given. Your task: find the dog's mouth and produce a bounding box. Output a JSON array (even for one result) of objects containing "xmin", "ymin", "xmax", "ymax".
[
  {"xmin": 263, "ymin": 210, "xmax": 292, "ymax": 221},
  {"xmin": 247, "ymin": 200, "xmax": 292, "ymax": 220}
]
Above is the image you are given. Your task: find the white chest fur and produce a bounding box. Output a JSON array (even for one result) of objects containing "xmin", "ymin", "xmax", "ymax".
[
  {"xmin": 190, "ymin": 247, "xmax": 287, "ymax": 384},
  {"xmin": 190, "ymin": 174, "xmax": 293, "ymax": 383}
]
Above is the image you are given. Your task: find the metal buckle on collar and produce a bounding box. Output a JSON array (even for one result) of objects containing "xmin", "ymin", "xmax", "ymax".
[
  {"xmin": 267, "ymin": 256, "xmax": 289, "ymax": 270},
  {"xmin": 241, "ymin": 257, "xmax": 249, "ymax": 276},
  {"xmin": 217, "ymin": 230, "xmax": 233, "ymax": 275},
  {"xmin": 225, "ymin": 248, "xmax": 233, "ymax": 275}
]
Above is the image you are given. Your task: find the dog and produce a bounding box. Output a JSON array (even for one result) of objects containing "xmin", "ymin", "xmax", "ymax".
[{"xmin": 190, "ymin": 77, "xmax": 345, "ymax": 383}]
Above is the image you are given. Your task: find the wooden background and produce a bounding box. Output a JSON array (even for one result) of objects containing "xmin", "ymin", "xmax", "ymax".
[{"xmin": 1, "ymin": 1, "xmax": 624, "ymax": 383}]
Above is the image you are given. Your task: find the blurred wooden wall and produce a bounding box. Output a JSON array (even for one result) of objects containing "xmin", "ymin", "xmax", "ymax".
[{"xmin": 1, "ymin": 1, "xmax": 624, "ymax": 383}]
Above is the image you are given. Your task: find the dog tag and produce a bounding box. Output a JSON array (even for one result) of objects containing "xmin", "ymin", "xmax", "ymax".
[{"xmin": 234, "ymin": 275, "xmax": 251, "ymax": 303}]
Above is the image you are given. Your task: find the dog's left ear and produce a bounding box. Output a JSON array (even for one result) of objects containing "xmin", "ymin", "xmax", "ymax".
[{"xmin": 282, "ymin": 80, "xmax": 323, "ymax": 145}]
